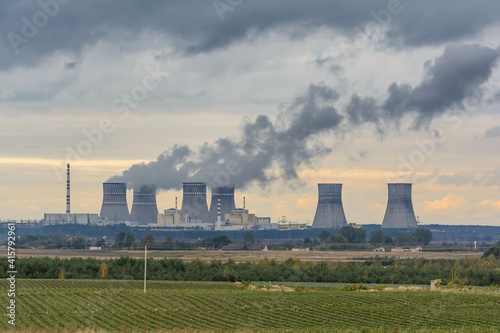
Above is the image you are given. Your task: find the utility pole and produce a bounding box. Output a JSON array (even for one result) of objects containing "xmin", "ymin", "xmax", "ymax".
[{"xmin": 144, "ymin": 245, "xmax": 147, "ymax": 293}]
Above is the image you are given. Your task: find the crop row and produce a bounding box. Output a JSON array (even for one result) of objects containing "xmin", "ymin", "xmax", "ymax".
[{"xmin": 1, "ymin": 280, "xmax": 499, "ymax": 332}]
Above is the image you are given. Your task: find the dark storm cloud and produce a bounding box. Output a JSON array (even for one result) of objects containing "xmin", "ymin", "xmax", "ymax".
[
  {"xmin": 2, "ymin": 0, "xmax": 500, "ymax": 69},
  {"xmin": 344, "ymin": 44, "xmax": 500, "ymax": 130},
  {"xmin": 382, "ymin": 44, "xmax": 500, "ymax": 128},
  {"xmin": 108, "ymin": 83, "xmax": 343, "ymax": 190}
]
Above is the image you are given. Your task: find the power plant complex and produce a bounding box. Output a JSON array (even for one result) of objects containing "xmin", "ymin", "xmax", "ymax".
[{"xmin": 43, "ymin": 165, "xmax": 421, "ymax": 229}]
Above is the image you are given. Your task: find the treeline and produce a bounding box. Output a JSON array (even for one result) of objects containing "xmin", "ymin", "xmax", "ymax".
[{"xmin": 2, "ymin": 253, "xmax": 499, "ymax": 286}]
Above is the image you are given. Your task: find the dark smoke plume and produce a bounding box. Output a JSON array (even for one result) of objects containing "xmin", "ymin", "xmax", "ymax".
[
  {"xmin": 109, "ymin": 44, "xmax": 499, "ymax": 191},
  {"xmin": 108, "ymin": 83, "xmax": 343, "ymax": 190}
]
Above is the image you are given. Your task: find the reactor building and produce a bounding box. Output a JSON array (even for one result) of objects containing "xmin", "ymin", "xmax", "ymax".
[
  {"xmin": 381, "ymin": 183, "xmax": 418, "ymax": 229},
  {"xmin": 130, "ymin": 184, "xmax": 158, "ymax": 225},
  {"xmin": 209, "ymin": 186, "xmax": 236, "ymax": 223},
  {"xmin": 312, "ymin": 183, "xmax": 347, "ymax": 229},
  {"xmin": 180, "ymin": 182, "xmax": 209, "ymax": 223},
  {"xmin": 99, "ymin": 182, "xmax": 130, "ymax": 222}
]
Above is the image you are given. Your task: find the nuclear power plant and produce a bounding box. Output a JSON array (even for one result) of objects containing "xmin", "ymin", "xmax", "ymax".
[
  {"xmin": 381, "ymin": 183, "xmax": 418, "ymax": 229},
  {"xmin": 42, "ymin": 164, "xmax": 423, "ymax": 230},
  {"xmin": 209, "ymin": 186, "xmax": 236, "ymax": 223},
  {"xmin": 180, "ymin": 182, "xmax": 210, "ymax": 223},
  {"xmin": 99, "ymin": 183, "xmax": 130, "ymax": 222},
  {"xmin": 312, "ymin": 183, "xmax": 347, "ymax": 229},
  {"xmin": 130, "ymin": 184, "xmax": 158, "ymax": 225}
]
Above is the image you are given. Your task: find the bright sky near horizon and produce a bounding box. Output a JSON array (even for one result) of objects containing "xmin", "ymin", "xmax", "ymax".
[{"xmin": 1, "ymin": 0, "xmax": 499, "ymax": 225}]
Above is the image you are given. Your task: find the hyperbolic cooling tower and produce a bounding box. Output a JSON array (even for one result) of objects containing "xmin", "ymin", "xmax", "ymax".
[
  {"xmin": 99, "ymin": 183, "xmax": 130, "ymax": 222},
  {"xmin": 312, "ymin": 183, "xmax": 347, "ymax": 229},
  {"xmin": 381, "ymin": 183, "xmax": 418, "ymax": 229},
  {"xmin": 181, "ymin": 182, "xmax": 209, "ymax": 222},
  {"xmin": 209, "ymin": 186, "xmax": 236, "ymax": 223},
  {"xmin": 130, "ymin": 184, "xmax": 158, "ymax": 225}
]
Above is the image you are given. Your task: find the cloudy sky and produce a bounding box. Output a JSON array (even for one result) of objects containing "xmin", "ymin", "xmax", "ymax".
[{"xmin": 1, "ymin": 0, "xmax": 499, "ymax": 225}]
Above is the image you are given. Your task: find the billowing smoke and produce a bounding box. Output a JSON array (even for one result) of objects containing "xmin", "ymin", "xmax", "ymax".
[
  {"xmin": 108, "ymin": 83, "xmax": 344, "ymax": 190},
  {"xmin": 109, "ymin": 44, "xmax": 499, "ymax": 191}
]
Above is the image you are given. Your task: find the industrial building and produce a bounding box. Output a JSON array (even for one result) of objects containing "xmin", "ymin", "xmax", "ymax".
[
  {"xmin": 209, "ymin": 186, "xmax": 236, "ymax": 223},
  {"xmin": 381, "ymin": 183, "xmax": 418, "ymax": 229},
  {"xmin": 312, "ymin": 183, "xmax": 348, "ymax": 229},
  {"xmin": 180, "ymin": 182, "xmax": 210, "ymax": 223},
  {"xmin": 43, "ymin": 213, "xmax": 99, "ymax": 225},
  {"xmin": 130, "ymin": 184, "xmax": 158, "ymax": 225},
  {"xmin": 99, "ymin": 182, "xmax": 130, "ymax": 223}
]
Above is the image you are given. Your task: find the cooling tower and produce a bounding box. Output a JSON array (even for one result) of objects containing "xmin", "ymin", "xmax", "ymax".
[
  {"xmin": 209, "ymin": 186, "xmax": 236, "ymax": 223},
  {"xmin": 181, "ymin": 182, "xmax": 209, "ymax": 222},
  {"xmin": 130, "ymin": 184, "xmax": 158, "ymax": 225},
  {"xmin": 99, "ymin": 183, "xmax": 130, "ymax": 222},
  {"xmin": 312, "ymin": 183, "xmax": 347, "ymax": 229},
  {"xmin": 381, "ymin": 183, "xmax": 418, "ymax": 229}
]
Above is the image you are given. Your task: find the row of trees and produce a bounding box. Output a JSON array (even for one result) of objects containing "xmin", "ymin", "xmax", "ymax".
[
  {"xmin": 2, "ymin": 252, "xmax": 499, "ymax": 285},
  {"xmin": 369, "ymin": 228, "xmax": 432, "ymax": 246},
  {"xmin": 315, "ymin": 227, "xmax": 432, "ymax": 246}
]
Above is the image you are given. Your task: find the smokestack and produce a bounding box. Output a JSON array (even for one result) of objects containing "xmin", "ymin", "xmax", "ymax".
[
  {"xmin": 130, "ymin": 184, "xmax": 158, "ymax": 225},
  {"xmin": 66, "ymin": 163, "xmax": 70, "ymax": 222},
  {"xmin": 381, "ymin": 183, "xmax": 418, "ymax": 229},
  {"xmin": 209, "ymin": 186, "xmax": 236, "ymax": 223},
  {"xmin": 99, "ymin": 183, "xmax": 130, "ymax": 222},
  {"xmin": 217, "ymin": 196, "xmax": 221, "ymax": 228},
  {"xmin": 312, "ymin": 183, "xmax": 347, "ymax": 229},
  {"xmin": 181, "ymin": 182, "xmax": 209, "ymax": 222}
]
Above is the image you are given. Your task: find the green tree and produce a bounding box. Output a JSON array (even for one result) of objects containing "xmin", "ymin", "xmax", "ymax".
[
  {"xmin": 482, "ymin": 246, "xmax": 500, "ymax": 259},
  {"xmin": 114, "ymin": 232, "xmax": 126, "ymax": 248},
  {"xmin": 318, "ymin": 230, "xmax": 331, "ymax": 244},
  {"xmin": 141, "ymin": 233, "xmax": 155, "ymax": 247},
  {"xmin": 332, "ymin": 234, "xmax": 348, "ymax": 244},
  {"xmin": 124, "ymin": 231, "xmax": 135, "ymax": 248},
  {"xmin": 243, "ymin": 231, "xmax": 256, "ymax": 244},
  {"xmin": 369, "ymin": 229, "xmax": 385, "ymax": 244},
  {"xmin": 338, "ymin": 226, "xmax": 366, "ymax": 243},
  {"xmin": 213, "ymin": 235, "xmax": 231, "ymax": 248},
  {"xmin": 71, "ymin": 235, "xmax": 86, "ymax": 249},
  {"xmin": 54, "ymin": 232, "xmax": 67, "ymax": 249},
  {"xmin": 163, "ymin": 235, "xmax": 176, "ymax": 250},
  {"xmin": 412, "ymin": 228, "xmax": 432, "ymax": 245},
  {"xmin": 395, "ymin": 232, "xmax": 412, "ymax": 246},
  {"xmin": 384, "ymin": 235, "xmax": 393, "ymax": 244}
]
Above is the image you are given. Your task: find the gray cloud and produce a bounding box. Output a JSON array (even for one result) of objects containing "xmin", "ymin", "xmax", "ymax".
[
  {"xmin": 2, "ymin": 1, "xmax": 500, "ymax": 70},
  {"xmin": 484, "ymin": 125, "xmax": 500, "ymax": 139},
  {"xmin": 343, "ymin": 44, "xmax": 500, "ymax": 130}
]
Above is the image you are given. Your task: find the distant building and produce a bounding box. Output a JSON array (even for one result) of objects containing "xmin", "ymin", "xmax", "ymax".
[{"xmin": 43, "ymin": 213, "xmax": 98, "ymax": 225}]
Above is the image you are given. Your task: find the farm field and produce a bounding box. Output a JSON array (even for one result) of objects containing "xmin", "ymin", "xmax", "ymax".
[
  {"xmin": 1, "ymin": 279, "xmax": 499, "ymax": 332},
  {"xmin": 9, "ymin": 248, "xmax": 480, "ymax": 262}
]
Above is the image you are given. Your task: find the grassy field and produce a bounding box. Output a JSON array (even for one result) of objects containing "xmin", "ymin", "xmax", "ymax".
[
  {"xmin": 9, "ymin": 249, "xmax": 480, "ymax": 262},
  {"xmin": 1, "ymin": 279, "xmax": 499, "ymax": 332}
]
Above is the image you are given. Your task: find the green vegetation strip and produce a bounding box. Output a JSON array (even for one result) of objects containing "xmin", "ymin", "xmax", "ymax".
[{"xmin": 1, "ymin": 279, "xmax": 499, "ymax": 332}]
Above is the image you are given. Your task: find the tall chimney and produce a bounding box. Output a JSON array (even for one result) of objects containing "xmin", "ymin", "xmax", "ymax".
[
  {"xmin": 217, "ymin": 196, "xmax": 221, "ymax": 228},
  {"xmin": 209, "ymin": 186, "xmax": 236, "ymax": 223},
  {"xmin": 100, "ymin": 183, "xmax": 130, "ymax": 222},
  {"xmin": 181, "ymin": 182, "xmax": 209, "ymax": 223},
  {"xmin": 130, "ymin": 184, "xmax": 158, "ymax": 225},
  {"xmin": 381, "ymin": 183, "xmax": 418, "ymax": 229},
  {"xmin": 312, "ymin": 183, "xmax": 347, "ymax": 229},
  {"xmin": 66, "ymin": 163, "xmax": 70, "ymax": 222}
]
